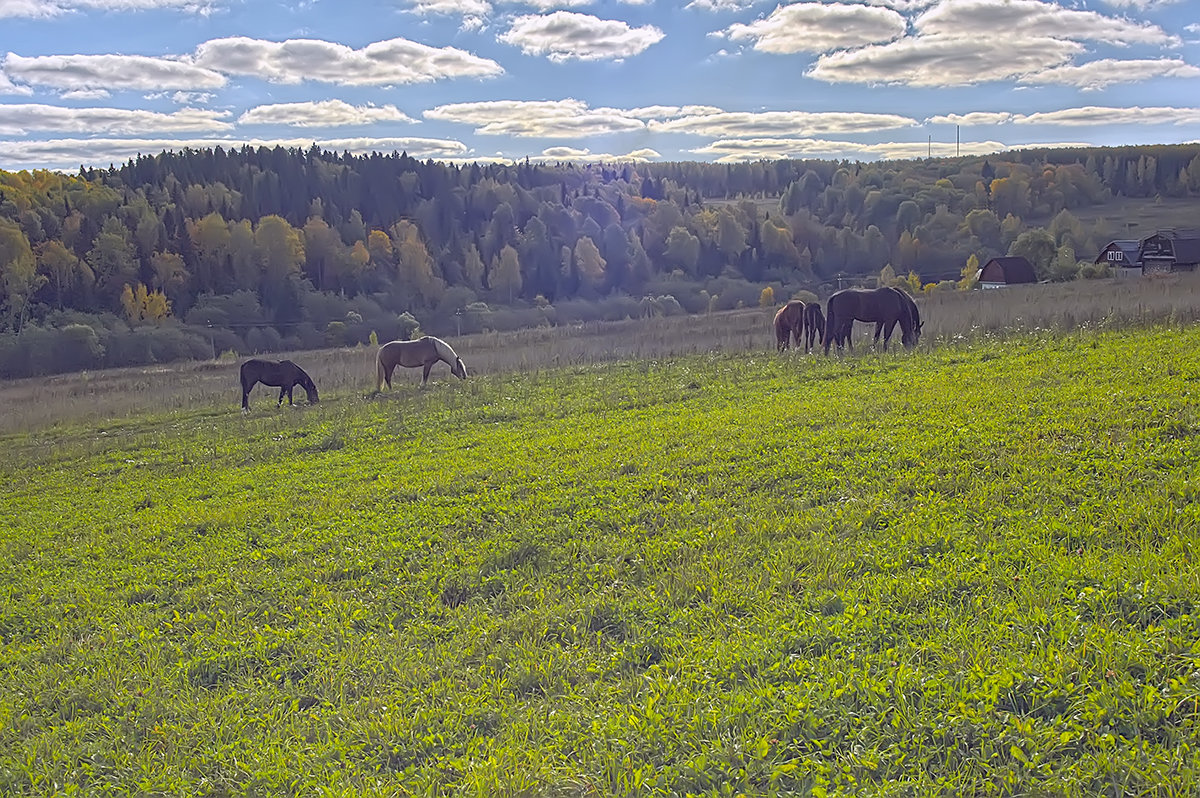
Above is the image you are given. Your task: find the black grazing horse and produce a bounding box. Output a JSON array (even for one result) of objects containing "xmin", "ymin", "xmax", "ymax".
[
  {"xmin": 240, "ymin": 359, "xmax": 319, "ymax": 410},
  {"xmin": 871, "ymin": 287, "xmax": 922, "ymax": 349},
  {"xmin": 823, "ymin": 287, "xmax": 919, "ymax": 355},
  {"xmin": 802, "ymin": 302, "xmax": 826, "ymax": 354}
]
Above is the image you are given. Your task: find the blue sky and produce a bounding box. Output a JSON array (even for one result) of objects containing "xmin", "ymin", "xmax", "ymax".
[{"xmin": 1, "ymin": 0, "xmax": 1198, "ymax": 172}]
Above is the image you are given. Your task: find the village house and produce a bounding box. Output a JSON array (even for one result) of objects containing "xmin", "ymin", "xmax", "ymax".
[
  {"xmin": 1139, "ymin": 229, "xmax": 1200, "ymax": 275},
  {"xmin": 1095, "ymin": 240, "xmax": 1142, "ymax": 277}
]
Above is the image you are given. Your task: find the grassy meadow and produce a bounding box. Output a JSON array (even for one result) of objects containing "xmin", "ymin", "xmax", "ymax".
[{"xmin": 3, "ymin": 285, "xmax": 1200, "ymax": 795}]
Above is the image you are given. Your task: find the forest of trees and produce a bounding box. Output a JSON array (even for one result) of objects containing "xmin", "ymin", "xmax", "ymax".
[{"xmin": 3, "ymin": 142, "xmax": 1200, "ymax": 378}]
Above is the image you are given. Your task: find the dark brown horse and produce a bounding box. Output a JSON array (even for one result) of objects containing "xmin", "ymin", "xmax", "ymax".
[
  {"xmin": 376, "ymin": 336, "xmax": 467, "ymax": 390},
  {"xmin": 823, "ymin": 287, "xmax": 919, "ymax": 355},
  {"xmin": 802, "ymin": 302, "xmax": 826, "ymax": 353},
  {"xmin": 872, "ymin": 287, "xmax": 922, "ymax": 349},
  {"xmin": 773, "ymin": 300, "xmax": 807, "ymax": 351},
  {"xmin": 240, "ymin": 359, "xmax": 318, "ymax": 410}
]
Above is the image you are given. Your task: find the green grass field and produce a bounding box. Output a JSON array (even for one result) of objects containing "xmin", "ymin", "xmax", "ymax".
[{"xmin": 2, "ymin": 327, "xmax": 1199, "ymax": 796}]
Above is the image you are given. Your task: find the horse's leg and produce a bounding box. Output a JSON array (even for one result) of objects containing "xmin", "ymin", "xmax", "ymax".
[
  {"xmin": 823, "ymin": 309, "xmax": 835, "ymax": 355},
  {"xmin": 277, "ymin": 386, "xmax": 286, "ymax": 407},
  {"xmin": 422, "ymin": 362, "xmax": 433, "ymax": 385},
  {"xmin": 882, "ymin": 322, "xmax": 894, "ymax": 352},
  {"xmin": 287, "ymin": 385, "xmax": 296, "ymax": 406},
  {"xmin": 242, "ymin": 379, "xmax": 252, "ymax": 411}
]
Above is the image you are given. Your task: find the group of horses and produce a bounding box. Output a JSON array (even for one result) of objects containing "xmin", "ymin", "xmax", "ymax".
[
  {"xmin": 239, "ymin": 335, "xmax": 467, "ymax": 410},
  {"xmin": 775, "ymin": 286, "xmax": 923, "ymax": 355},
  {"xmin": 240, "ymin": 286, "xmax": 922, "ymax": 410}
]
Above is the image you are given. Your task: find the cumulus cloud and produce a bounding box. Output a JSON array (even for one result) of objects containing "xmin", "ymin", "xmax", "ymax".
[
  {"xmin": 925, "ymin": 112, "xmax": 1014, "ymax": 126},
  {"xmin": 1022, "ymin": 58, "xmax": 1200, "ymax": 89},
  {"xmin": 689, "ymin": 136, "xmax": 1025, "ymax": 163},
  {"xmin": 1012, "ymin": 105, "xmax": 1200, "ymax": 127},
  {"xmin": 0, "ymin": 72, "xmax": 34, "ymax": 96},
  {"xmin": 809, "ymin": 35, "xmax": 1082, "ymax": 87},
  {"xmin": 499, "ymin": 11, "xmax": 665, "ymax": 62},
  {"xmin": 752, "ymin": 0, "xmax": 1185, "ymax": 88},
  {"xmin": 724, "ymin": 3, "xmax": 906, "ymax": 54},
  {"xmin": 405, "ymin": 0, "xmax": 493, "ymax": 14},
  {"xmin": 0, "ymin": 135, "xmax": 470, "ymax": 171},
  {"xmin": 426, "ymin": 98, "xmax": 647, "ymax": 136},
  {"xmin": 1099, "ymin": 0, "xmax": 1181, "ymax": 9},
  {"xmin": 626, "ymin": 105, "xmax": 724, "ymax": 119},
  {"xmin": 535, "ymin": 145, "xmax": 659, "ymax": 161},
  {"xmin": 191, "ymin": 36, "xmax": 503, "ymax": 85},
  {"xmin": 59, "ymin": 89, "xmax": 112, "ymax": 100},
  {"xmin": 4, "ymin": 53, "xmax": 227, "ymax": 91},
  {"xmin": 238, "ymin": 100, "xmax": 416, "ymax": 127},
  {"xmin": 915, "ymin": 0, "xmax": 1178, "ymax": 47},
  {"xmin": 0, "ymin": 0, "xmax": 220, "ymax": 18},
  {"xmin": 0, "ymin": 103, "xmax": 233, "ymax": 135},
  {"xmin": 687, "ymin": 0, "xmax": 756, "ymax": 11},
  {"xmin": 648, "ymin": 109, "xmax": 916, "ymax": 136}
]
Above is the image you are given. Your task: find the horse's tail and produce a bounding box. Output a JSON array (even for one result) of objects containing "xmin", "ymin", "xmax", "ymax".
[{"xmin": 375, "ymin": 346, "xmax": 387, "ymax": 391}]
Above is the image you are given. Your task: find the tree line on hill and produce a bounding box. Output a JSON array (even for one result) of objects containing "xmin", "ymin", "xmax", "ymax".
[{"xmin": 1, "ymin": 142, "xmax": 1199, "ymax": 378}]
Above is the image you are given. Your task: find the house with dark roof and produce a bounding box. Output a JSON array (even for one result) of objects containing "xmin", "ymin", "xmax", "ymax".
[
  {"xmin": 1140, "ymin": 229, "xmax": 1200, "ymax": 275},
  {"xmin": 977, "ymin": 256, "xmax": 1037, "ymax": 288},
  {"xmin": 1095, "ymin": 240, "xmax": 1142, "ymax": 275}
]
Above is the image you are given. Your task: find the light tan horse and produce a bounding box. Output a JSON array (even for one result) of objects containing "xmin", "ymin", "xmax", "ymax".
[{"xmin": 376, "ymin": 336, "xmax": 468, "ymax": 390}]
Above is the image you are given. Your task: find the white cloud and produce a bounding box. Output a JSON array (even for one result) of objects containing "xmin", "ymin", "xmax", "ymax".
[
  {"xmin": 515, "ymin": 0, "xmax": 593, "ymax": 8},
  {"xmin": 687, "ymin": 136, "xmax": 1050, "ymax": 163},
  {"xmin": 915, "ymin": 0, "xmax": 1179, "ymax": 47},
  {"xmin": 536, "ymin": 146, "xmax": 659, "ymax": 161},
  {"xmin": 725, "ymin": 2, "xmax": 906, "ymax": 54},
  {"xmin": 0, "ymin": 135, "xmax": 470, "ymax": 171},
  {"xmin": 4, "ymin": 52, "xmax": 227, "ymax": 91},
  {"xmin": 1101, "ymin": 0, "xmax": 1181, "ymax": 8},
  {"xmin": 0, "ymin": 71, "xmax": 34, "ymax": 96},
  {"xmin": 426, "ymin": 99, "xmax": 647, "ymax": 137},
  {"xmin": 499, "ymin": 11, "xmax": 665, "ymax": 62},
  {"xmin": 59, "ymin": 88, "xmax": 112, "ymax": 100},
  {"xmin": 648, "ymin": 109, "xmax": 916, "ymax": 136},
  {"xmin": 809, "ymin": 35, "xmax": 1082, "ymax": 87},
  {"xmin": 0, "ymin": 103, "xmax": 232, "ymax": 135},
  {"xmin": 687, "ymin": 0, "xmax": 756, "ymax": 11},
  {"xmin": 627, "ymin": 105, "xmax": 723, "ymax": 119},
  {"xmin": 0, "ymin": 0, "xmax": 220, "ymax": 18},
  {"xmin": 1012, "ymin": 106, "xmax": 1200, "ymax": 127},
  {"xmin": 170, "ymin": 91, "xmax": 214, "ymax": 104},
  {"xmin": 191, "ymin": 36, "xmax": 503, "ymax": 85},
  {"xmin": 1022, "ymin": 58, "xmax": 1200, "ymax": 90},
  {"xmin": 238, "ymin": 100, "xmax": 416, "ymax": 127},
  {"xmin": 404, "ymin": 0, "xmax": 492, "ymax": 15},
  {"xmin": 925, "ymin": 112, "xmax": 1014, "ymax": 126}
]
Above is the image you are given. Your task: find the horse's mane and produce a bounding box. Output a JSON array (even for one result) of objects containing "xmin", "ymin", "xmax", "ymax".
[{"xmin": 428, "ymin": 336, "xmax": 457, "ymax": 363}]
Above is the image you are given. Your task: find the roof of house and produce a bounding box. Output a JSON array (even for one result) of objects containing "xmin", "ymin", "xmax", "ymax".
[
  {"xmin": 1095, "ymin": 240, "xmax": 1141, "ymax": 264},
  {"xmin": 1143, "ymin": 229, "xmax": 1200, "ymax": 264},
  {"xmin": 981, "ymin": 256, "xmax": 1037, "ymax": 283}
]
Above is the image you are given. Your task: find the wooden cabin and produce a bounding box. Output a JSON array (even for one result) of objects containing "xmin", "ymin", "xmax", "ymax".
[{"xmin": 1095, "ymin": 240, "xmax": 1142, "ymax": 276}]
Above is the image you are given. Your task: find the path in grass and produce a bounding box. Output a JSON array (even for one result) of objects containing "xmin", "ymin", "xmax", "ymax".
[{"xmin": 2, "ymin": 328, "xmax": 1199, "ymax": 796}]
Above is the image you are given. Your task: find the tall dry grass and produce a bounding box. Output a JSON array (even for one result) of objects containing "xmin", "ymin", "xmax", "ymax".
[{"xmin": 4, "ymin": 271, "xmax": 1200, "ymax": 435}]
